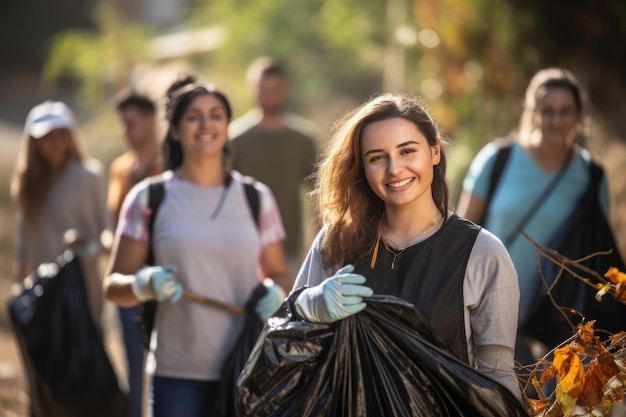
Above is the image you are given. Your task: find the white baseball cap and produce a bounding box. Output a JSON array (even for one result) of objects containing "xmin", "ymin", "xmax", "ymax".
[{"xmin": 24, "ymin": 100, "xmax": 75, "ymax": 139}]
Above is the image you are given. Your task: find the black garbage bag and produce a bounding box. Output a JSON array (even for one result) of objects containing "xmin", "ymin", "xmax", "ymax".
[
  {"xmin": 8, "ymin": 250, "xmax": 128, "ymax": 417},
  {"xmin": 238, "ymin": 295, "xmax": 529, "ymax": 417},
  {"xmin": 212, "ymin": 282, "xmax": 267, "ymax": 417}
]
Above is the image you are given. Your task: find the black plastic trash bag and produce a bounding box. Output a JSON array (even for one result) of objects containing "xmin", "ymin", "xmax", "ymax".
[
  {"xmin": 212, "ymin": 282, "xmax": 267, "ymax": 417},
  {"xmin": 8, "ymin": 250, "xmax": 128, "ymax": 417},
  {"xmin": 238, "ymin": 295, "xmax": 528, "ymax": 417}
]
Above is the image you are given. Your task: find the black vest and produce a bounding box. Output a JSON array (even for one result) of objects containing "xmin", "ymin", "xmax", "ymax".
[{"xmin": 354, "ymin": 214, "xmax": 480, "ymax": 362}]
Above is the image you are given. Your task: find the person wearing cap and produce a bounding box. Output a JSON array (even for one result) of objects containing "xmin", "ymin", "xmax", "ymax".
[{"xmin": 10, "ymin": 100, "xmax": 113, "ymax": 327}]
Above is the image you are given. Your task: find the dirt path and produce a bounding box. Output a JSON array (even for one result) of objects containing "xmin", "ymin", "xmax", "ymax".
[{"xmin": 0, "ymin": 328, "xmax": 28, "ymax": 417}]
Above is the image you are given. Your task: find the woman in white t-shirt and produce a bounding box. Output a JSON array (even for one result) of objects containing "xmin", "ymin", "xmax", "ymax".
[{"xmin": 103, "ymin": 79, "xmax": 291, "ymax": 417}]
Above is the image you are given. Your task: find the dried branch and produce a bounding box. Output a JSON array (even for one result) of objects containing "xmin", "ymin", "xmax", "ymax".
[{"xmin": 513, "ymin": 226, "xmax": 626, "ymax": 416}]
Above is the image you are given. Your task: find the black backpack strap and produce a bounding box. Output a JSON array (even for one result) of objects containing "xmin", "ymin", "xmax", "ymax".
[
  {"xmin": 146, "ymin": 179, "xmax": 166, "ymax": 266},
  {"xmin": 479, "ymin": 141, "xmax": 513, "ymax": 225},
  {"xmin": 486, "ymin": 143, "xmax": 513, "ymax": 207},
  {"xmin": 138, "ymin": 177, "xmax": 165, "ymax": 350},
  {"xmin": 242, "ymin": 177, "xmax": 261, "ymax": 230},
  {"xmin": 588, "ymin": 160, "xmax": 603, "ymax": 192}
]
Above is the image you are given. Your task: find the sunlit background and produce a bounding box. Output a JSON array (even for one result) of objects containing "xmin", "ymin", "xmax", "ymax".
[{"xmin": 1, "ymin": 0, "xmax": 626, "ymax": 414}]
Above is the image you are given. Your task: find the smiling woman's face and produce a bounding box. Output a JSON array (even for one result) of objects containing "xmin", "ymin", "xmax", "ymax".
[
  {"xmin": 172, "ymin": 94, "xmax": 229, "ymax": 158},
  {"xmin": 360, "ymin": 117, "xmax": 440, "ymax": 210}
]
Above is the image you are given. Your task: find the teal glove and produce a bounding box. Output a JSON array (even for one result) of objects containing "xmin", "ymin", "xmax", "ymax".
[
  {"xmin": 254, "ymin": 278, "xmax": 286, "ymax": 320},
  {"xmin": 132, "ymin": 265, "xmax": 183, "ymax": 303},
  {"xmin": 294, "ymin": 264, "xmax": 373, "ymax": 323}
]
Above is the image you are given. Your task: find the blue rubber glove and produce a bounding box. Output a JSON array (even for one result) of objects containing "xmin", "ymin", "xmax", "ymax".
[
  {"xmin": 254, "ymin": 278, "xmax": 286, "ymax": 320},
  {"xmin": 294, "ymin": 265, "xmax": 373, "ymax": 323},
  {"xmin": 132, "ymin": 265, "xmax": 183, "ymax": 303}
]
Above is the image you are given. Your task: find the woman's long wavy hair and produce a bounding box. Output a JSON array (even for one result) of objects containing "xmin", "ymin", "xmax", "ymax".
[
  {"xmin": 313, "ymin": 93, "xmax": 450, "ymax": 269},
  {"xmin": 162, "ymin": 78, "xmax": 233, "ymax": 174},
  {"xmin": 11, "ymin": 129, "xmax": 84, "ymax": 225}
]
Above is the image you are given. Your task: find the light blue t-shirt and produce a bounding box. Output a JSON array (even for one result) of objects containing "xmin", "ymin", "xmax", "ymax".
[{"xmin": 462, "ymin": 142, "xmax": 609, "ymax": 311}]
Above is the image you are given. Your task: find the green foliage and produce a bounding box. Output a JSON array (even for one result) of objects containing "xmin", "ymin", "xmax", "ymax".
[
  {"xmin": 39, "ymin": 0, "xmax": 537, "ymax": 193},
  {"xmin": 189, "ymin": 0, "xmax": 386, "ymax": 113},
  {"xmin": 38, "ymin": 0, "xmax": 626, "ymax": 191},
  {"xmin": 42, "ymin": 2, "xmax": 154, "ymax": 106}
]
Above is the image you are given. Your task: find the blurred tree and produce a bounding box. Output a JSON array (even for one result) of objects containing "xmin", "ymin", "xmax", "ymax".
[
  {"xmin": 392, "ymin": 0, "xmax": 626, "ymax": 199},
  {"xmin": 506, "ymin": 0, "xmax": 626, "ymax": 143},
  {"xmin": 12, "ymin": 0, "xmax": 626, "ymax": 261},
  {"xmin": 39, "ymin": 0, "xmax": 626, "ymax": 150},
  {"xmin": 189, "ymin": 0, "xmax": 386, "ymax": 117},
  {"xmin": 0, "ymin": 0, "xmax": 97, "ymax": 72},
  {"xmin": 42, "ymin": 2, "xmax": 154, "ymax": 106}
]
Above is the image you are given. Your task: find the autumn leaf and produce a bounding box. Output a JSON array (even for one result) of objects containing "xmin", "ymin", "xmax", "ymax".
[
  {"xmin": 553, "ymin": 346, "xmax": 585, "ymax": 399},
  {"xmin": 577, "ymin": 321, "xmax": 597, "ymax": 345},
  {"xmin": 605, "ymin": 267, "xmax": 626, "ymax": 284},
  {"xmin": 555, "ymin": 383, "xmax": 577, "ymax": 415},
  {"xmin": 527, "ymin": 398, "xmax": 550, "ymax": 414},
  {"xmin": 578, "ymin": 362, "xmax": 604, "ymax": 409},
  {"xmin": 595, "ymin": 351, "xmax": 619, "ymax": 380},
  {"xmin": 578, "ymin": 351, "xmax": 619, "ymax": 408},
  {"xmin": 540, "ymin": 366, "xmax": 557, "ymax": 385}
]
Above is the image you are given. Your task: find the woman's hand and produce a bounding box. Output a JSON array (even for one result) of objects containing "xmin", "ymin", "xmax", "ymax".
[{"xmin": 294, "ymin": 265, "xmax": 373, "ymax": 323}]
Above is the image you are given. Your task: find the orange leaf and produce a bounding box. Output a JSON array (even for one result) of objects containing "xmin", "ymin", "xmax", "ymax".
[
  {"xmin": 526, "ymin": 398, "xmax": 550, "ymax": 414},
  {"xmin": 605, "ymin": 267, "xmax": 626, "ymax": 284},
  {"xmin": 579, "ymin": 361, "xmax": 607, "ymax": 408},
  {"xmin": 577, "ymin": 321, "xmax": 596, "ymax": 344},
  {"xmin": 553, "ymin": 346, "xmax": 585, "ymax": 399},
  {"xmin": 578, "ymin": 352, "xmax": 619, "ymax": 409},
  {"xmin": 540, "ymin": 366, "xmax": 557, "ymax": 385},
  {"xmin": 609, "ymin": 331, "xmax": 626, "ymax": 340},
  {"xmin": 596, "ymin": 351, "xmax": 619, "ymax": 381}
]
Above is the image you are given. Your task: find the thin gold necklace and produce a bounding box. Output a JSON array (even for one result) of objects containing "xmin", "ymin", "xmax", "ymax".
[
  {"xmin": 380, "ymin": 215, "xmax": 440, "ymax": 269},
  {"xmin": 381, "ymin": 240, "xmax": 406, "ymax": 270}
]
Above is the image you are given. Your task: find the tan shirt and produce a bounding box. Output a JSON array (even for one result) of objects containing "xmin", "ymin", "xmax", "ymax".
[
  {"xmin": 107, "ymin": 150, "xmax": 162, "ymax": 225},
  {"xmin": 229, "ymin": 112, "xmax": 318, "ymax": 260}
]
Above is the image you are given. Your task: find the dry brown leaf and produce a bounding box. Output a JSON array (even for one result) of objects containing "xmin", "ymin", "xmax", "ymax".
[
  {"xmin": 579, "ymin": 361, "xmax": 607, "ymax": 408},
  {"xmin": 541, "ymin": 366, "xmax": 557, "ymax": 385},
  {"xmin": 578, "ymin": 321, "xmax": 597, "ymax": 345},
  {"xmin": 553, "ymin": 346, "xmax": 586, "ymax": 399},
  {"xmin": 527, "ymin": 397, "xmax": 550, "ymax": 414}
]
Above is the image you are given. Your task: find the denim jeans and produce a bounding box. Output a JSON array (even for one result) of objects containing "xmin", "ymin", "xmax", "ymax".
[
  {"xmin": 151, "ymin": 376, "xmax": 220, "ymax": 417},
  {"xmin": 118, "ymin": 306, "xmax": 145, "ymax": 417}
]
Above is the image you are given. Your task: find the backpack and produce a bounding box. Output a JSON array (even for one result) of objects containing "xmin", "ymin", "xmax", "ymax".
[{"xmin": 137, "ymin": 174, "xmax": 261, "ymax": 349}]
